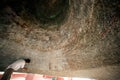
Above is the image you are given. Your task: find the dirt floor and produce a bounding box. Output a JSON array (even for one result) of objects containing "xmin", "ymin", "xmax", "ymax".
[{"xmin": 0, "ymin": 0, "xmax": 120, "ymax": 80}]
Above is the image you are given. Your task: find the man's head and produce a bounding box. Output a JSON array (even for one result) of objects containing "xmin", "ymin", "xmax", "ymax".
[{"xmin": 24, "ymin": 58, "xmax": 31, "ymax": 63}]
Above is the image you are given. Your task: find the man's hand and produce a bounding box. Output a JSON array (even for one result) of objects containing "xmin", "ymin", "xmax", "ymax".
[{"xmin": 22, "ymin": 67, "xmax": 28, "ymax": 71}]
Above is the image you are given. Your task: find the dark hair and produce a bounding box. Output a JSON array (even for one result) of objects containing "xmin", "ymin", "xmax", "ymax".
[{"xmin": 24, "ymin": 58, "xmax": 31, "ymax": 63}]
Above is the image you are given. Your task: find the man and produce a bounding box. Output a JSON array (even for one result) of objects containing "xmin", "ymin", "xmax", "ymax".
[{"xmin": 0, "ymin": 58, "xmax": 31, "ymax": 80}]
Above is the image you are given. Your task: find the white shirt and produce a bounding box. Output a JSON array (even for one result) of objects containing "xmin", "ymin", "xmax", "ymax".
[{"xmin": 7, "ymin": 59, "xmax": 26, "ymax": 71}]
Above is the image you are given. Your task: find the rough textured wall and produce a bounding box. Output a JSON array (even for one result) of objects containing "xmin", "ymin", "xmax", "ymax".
[{"xmin": 0, "ymin": 0, "xmax": 120, "ymax": 80}]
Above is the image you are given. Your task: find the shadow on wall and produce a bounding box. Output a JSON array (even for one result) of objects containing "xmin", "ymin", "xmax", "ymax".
[{"xmin": 0, "ymin": 0, "xmax": 69, "ymax": 27}]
